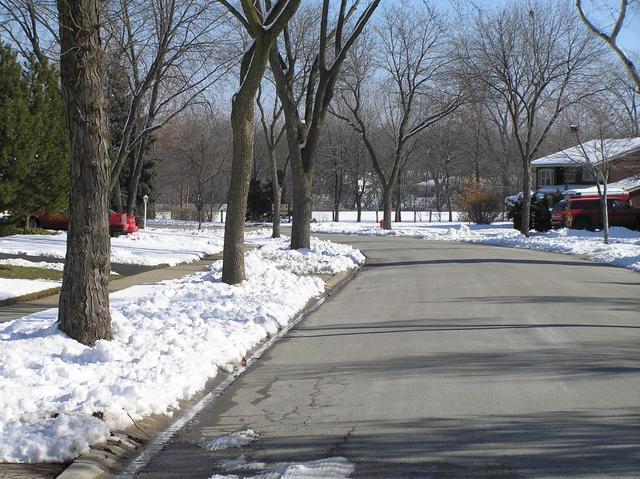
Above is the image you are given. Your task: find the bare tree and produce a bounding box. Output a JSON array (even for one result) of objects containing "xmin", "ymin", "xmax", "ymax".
[
  {"xmin": 56, "ymin": 0, "xmax": 112, "ymax": 345},
  {"xmin": 105, "ymin": 0, "xmax": 236, "ymax": 215},
  {"xmin": 336, "ymin": 4, "xmax": 464, "ymax": 229},
  {"xmin": 268, "ymin": 0, "xmax": 380, "ymax": 248},
  {"xmin": 0, "ymin": 0, "xmax": 58, "ymax": 64},
  {"xmin": 257, "ymin": 82, "xmax": 287, "ymax": 237},
  {"xmin": 464, "ymin": 0, "xmax": 602, "ymax": 236},
  {"xmin": 576, "ymin": 0, "xmax": 640, "ymax": 93},
  {"xmin": 218, "ymin": 0, "xmax": 300, "ymax": 284}
]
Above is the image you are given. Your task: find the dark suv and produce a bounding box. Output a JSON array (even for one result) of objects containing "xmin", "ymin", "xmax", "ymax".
[{"xmin": 563, "ymin": 194, "xmax": 640, "ymax": 231}]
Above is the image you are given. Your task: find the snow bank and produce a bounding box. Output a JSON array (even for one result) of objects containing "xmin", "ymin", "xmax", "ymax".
[
  {"xmin": 250, "ymin": 236, "xmax": 365, "ymax": 275},
  {"xmin": 0, "ymin": 237, "xmax": 362, "ymax": 463},
  {"xmin": 0, "ymin": 278, "xmax": 61, "ymax": 301},
  {"xmin": 311, "ymin": 221, "xmax": 640, "ymax": 273}
]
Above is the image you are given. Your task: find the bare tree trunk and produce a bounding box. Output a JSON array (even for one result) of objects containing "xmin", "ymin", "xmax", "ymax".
[
  {"xmin": 290, "ymin": 165, "xmax": 312, "ymax": 249},
  {"xmin": 334, "ymin": 169, "xmax": 343, "ymax": 222},
  {"xmin": 382, "ymin": 185, "xmax": 393, "ymax": 229},
  {"xmin": 113, "ymin": 181, "xmax": 124, "ymax": 213},
  {"xmin": 125, "ymin": 133, "xmax": 148, "ymax": 215},
  {"xmin": 270, "ymin": 150, "xmax": 281, "ymax": 238},
  {"xmin": 521, "ymin": 160, "xmax": 531, "ymax": 236},
  {"xmin": 394, "ymin": 172, "xmax": 402, "ymax": 222},
  {"xmin": 445, "ymin": 157, "xmax": 452, "ymax": 222},
  {"xmin": 222, "ymin": 100, "xmax": 256, "ymax": 284},
  {"xmin": 597, "ymin": 182, "xmax": 609, "ymax": 245},
  {"xmin": 56, "ymin": 0, "xmax": 112, "ymax": 345}
]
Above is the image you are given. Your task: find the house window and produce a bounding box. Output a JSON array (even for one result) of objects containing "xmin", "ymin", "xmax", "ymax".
[
  {"xmin": 538, "ymin": 169, "xmax": 554, "ymax": 186},
  {"xmin": 581, "ymin": 168, "xmax": 595, "ymax": 182},
  {"xmin": 564, "ymin": 167, "xmax": 577, "ymax": 183}
]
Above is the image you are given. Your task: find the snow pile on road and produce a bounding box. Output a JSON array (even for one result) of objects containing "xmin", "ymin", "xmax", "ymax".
[
  {"xmin": 311, "ymin": 221, "xmax": 640, "ymax": 273},
  {"xmin": 0, "ymin": 228, "xmax": 227, "ymax": 266},
  {"xmin": 210, "ymin": 456, "xmax": 355, "ymax": 479},
  {"xmin": 0, "ymin": 278, "xmax": 61, "ymax": 301},
  {"xmin": 201, "ymin": 430, "xmax": 259, "ymax": 451},
  {"xmin": 0, "ymin": 237, "xmax": 362, "ymax": 463},
  {"xmin": 250, "ymin": 236, "xmax": 365, "ymax": 275},
  {"xmin": 0, "ymin": 258, "xmax": 65, "ymax": 271}
]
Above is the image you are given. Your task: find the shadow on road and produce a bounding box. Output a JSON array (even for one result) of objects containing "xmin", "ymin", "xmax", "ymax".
[{"xmin": 142, "ymin": 411, "xmax": 640, "ymax": 478}]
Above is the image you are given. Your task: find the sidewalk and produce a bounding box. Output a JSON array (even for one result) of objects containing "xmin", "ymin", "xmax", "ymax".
[{"xmin": 0, "ymin": 254, "xmax": 220, "ymax": 324}]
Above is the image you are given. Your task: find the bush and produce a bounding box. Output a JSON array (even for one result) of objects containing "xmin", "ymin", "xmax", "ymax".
[
  {"xmin": 507, "ymin": 192, "xmax": 562, "ymax": 232},
  {"xmin": 246, "ymin": 179, "xmax": 273, "ymax": 221},
  {"xmin": 458, "ymin": 181, "xmax": 502, "ymax": 224}
]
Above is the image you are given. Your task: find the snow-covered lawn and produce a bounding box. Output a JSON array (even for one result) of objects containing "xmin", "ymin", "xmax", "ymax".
[
  {"xmin": 0, "ymin": 236, "xmax": 363, "ymax": 463},
  {"xmin": 0, "ymin": 278, "xmax": 61, "ymax": 301},
  {"xmin": 311, "ymin": 221, "xmax": 640, "ymax": 273},
  {"xmin": 0, "ymin": 228, "xmax": 226, "ymax": 266}
]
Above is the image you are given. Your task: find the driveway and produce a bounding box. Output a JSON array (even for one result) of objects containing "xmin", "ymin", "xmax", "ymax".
[{"xmin": 131, "ymin": 236, "xmax": 640, "ymax": 477}]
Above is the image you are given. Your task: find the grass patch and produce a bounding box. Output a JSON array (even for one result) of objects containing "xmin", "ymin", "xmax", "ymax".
[
  {"xmin": 0, "ymin": 264, "xmax": 63, "ymax": 281},
  {"xmin": 0, "ymin": 265, "xmax": 121, "ymax": 281}
]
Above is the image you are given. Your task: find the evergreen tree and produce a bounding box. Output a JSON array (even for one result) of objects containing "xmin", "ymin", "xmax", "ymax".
[
  {"xmin": 0, "ymin": 42, "xmax": 32, "ymax": 216},
  {"xmin": 0, "ymin": 42, "xmax": 69, "ymax": 226}
]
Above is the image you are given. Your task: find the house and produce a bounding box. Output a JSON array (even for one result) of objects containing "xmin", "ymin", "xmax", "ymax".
[{"xmin": 531, "ymin": 138, "xmax": 640, "ymax": 192}]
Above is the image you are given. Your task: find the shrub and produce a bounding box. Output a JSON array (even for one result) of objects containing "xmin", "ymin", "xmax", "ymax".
[
  {"xmin": 507, "ymin": 192, "xmax": 561, "ymax": 233},
  {"xmin": 246, "ymin": 179, "xmax": 273, "ymax": 221},
  {"xmin": 458, "ymin": 181, "xmax": 502, "ymax": 224}
]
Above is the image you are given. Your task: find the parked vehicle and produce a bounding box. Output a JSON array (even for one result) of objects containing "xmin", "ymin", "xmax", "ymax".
[
  {"xmin": 551, "ymin": 199, "xmax": 569, "ymax": 229},
  {"xmin": 30, "ymin": 210, "xmax": 138, "ymax": 235},
  {"xmin": 561, "ymin": 194, "xmax": 640, "ymax": 231}
]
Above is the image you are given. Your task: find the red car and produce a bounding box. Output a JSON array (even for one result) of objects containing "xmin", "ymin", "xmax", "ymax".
[
  {"xmin": 30, "ymin": 210, "xmax": 138, "ymax": 235},
  {"xmin": 560, "ymin": 194, "xmax": 640, "ymax": 231}
]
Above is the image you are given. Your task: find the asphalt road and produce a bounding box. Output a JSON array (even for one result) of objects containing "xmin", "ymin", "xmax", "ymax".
[{"xmin": 136, "ymin": 235, "xmax": 640, "ymax": 479}]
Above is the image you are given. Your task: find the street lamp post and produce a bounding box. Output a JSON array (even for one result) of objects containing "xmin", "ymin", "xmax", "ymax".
[{"xmin": 142, "ymin": 194, "xmax": 149, "ymax": 229}]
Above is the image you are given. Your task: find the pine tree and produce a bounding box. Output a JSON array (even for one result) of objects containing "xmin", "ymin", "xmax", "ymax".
[
  {"xmin": 22, "ymin": 58, "xmax": 69, "ymax": 222},
  {"xmin": 0, "ymin": 42, "xmax": 69, "ymax": 226},
  {"xmin": 0, "ymin": 42, "xmax": 33, "ymax": 217}
]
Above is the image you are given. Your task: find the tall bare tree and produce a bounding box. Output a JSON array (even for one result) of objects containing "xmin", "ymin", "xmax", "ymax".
[
  {"xmin": 336, "ymin": 4, "xmax": 464, "ymax": 229},
  {"xmin": 257, "ymin": 82, "xmax": 287, "ymax": 238},
  {"xmin": 464, "ymin": 0, "xmax": 602, "ymax": 236},
  {"xmin": 218, "ymin": 0, "xmax": 301, "ymax": 284},
  {"xmin": 56, "ymin": 0, "xmax": 112, "ymax": 345},
  {"xmin": 576, "ymin": 0, "xmax": 640, "ymax": 93},
  {"xmin": 268, "ymin": 0, "xmax": 380, "ymax": 248},
  {"xmin": 0, "ymin": 0, "xmax": 58, "ymax": 64},
  {"xmin": 105, "ymin": 0, "xmax": 235, "ymax": 214}
]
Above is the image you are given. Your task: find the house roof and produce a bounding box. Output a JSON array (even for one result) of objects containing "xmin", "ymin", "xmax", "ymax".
[
  {"xmin": 531, "ymin": 138, "xmax": 640, "ymax": 167},
  {"xmin": 562, "ymin": 174, "xmax": 640, "ymax": 196}
]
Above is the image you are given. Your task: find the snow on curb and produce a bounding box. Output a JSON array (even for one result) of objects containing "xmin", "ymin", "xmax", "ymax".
[{"xmin": 0, "ymin": 238, "xmax": 361, "ymax": 464}]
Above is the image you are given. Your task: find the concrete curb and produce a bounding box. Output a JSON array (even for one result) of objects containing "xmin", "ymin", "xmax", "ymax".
[{"xmin": 54, "ymin": 266, "xmax": 359, "ymax": 479}]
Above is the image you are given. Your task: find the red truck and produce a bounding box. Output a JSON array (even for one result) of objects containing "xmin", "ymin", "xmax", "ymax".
[
  {"xmin": 555, "ymin": 194, "xmax": 640, "ymax": 231},
  {"xmin": 30, "ymin": 210, "xmax": 138, "ymax": 235}
]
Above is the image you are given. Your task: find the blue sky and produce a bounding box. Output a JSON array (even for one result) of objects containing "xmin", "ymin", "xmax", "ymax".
[{"xmin": 402, "ymin": 0, "xmax": 639, "ymax": 60}]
